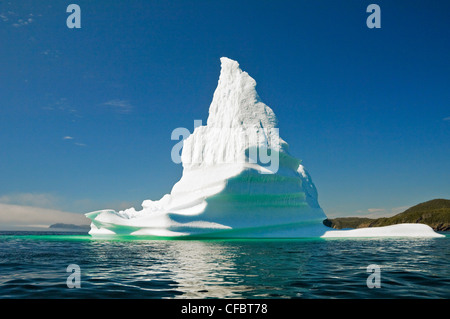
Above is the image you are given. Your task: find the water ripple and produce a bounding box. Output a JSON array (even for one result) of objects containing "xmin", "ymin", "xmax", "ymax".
[{"xmin": 0, "ymin": 232, "xmax": 449, "ymax": 298}]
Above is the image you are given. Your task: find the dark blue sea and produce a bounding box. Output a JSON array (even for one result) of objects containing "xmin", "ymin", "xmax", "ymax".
[{"xmin": 0, "ymin": 231, "xmax": 449, "ymax": 299}]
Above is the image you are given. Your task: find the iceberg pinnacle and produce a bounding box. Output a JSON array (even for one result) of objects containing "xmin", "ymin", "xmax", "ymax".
[
  {"xmin": 207, "ymin": 57, "xmax": 277, "ymax": 129},
  {"xmin": 86, "ymin": 57, "xmax": 326, "ymax": 237},
  {"xmin": 181, "ymin": 57, "xmax": 286, "ymax": 171},
  {"xmin": 85, "ymin": 57, "xmax": 444, "ymax": 238}
]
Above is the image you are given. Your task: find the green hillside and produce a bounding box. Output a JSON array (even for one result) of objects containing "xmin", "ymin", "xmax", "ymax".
[{"xmin": 324, "ymin": 199, "xmax": 450, "ymax": 231}]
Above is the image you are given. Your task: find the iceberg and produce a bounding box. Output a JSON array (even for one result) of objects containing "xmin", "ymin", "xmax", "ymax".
[
  {"xmin": 322, "ymin": 224, "xmax": 444, "ymax": 238},
  {"xmin": 85, "ymin": 57, "xmax": 444, "ymax": 239}
]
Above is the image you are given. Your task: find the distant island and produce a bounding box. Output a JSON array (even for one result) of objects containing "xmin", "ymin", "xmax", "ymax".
[
  {"xmin": 323, "ymin": 199, "xmax": 450, "ymax": 232},
  {"xmin": 49, "ymin": 223, "xmax": 90, "ymax": 232}
]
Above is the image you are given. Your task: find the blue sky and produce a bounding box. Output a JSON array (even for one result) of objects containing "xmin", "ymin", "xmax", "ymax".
[{"xmin": 0, "ymin": 0, "xmax": 449, "ymax": 229}]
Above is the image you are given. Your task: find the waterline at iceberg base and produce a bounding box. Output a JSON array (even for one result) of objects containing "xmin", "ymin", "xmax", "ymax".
[{"xmin": 85, "ymin": 58, "xmax": 443, "ymax": 239}]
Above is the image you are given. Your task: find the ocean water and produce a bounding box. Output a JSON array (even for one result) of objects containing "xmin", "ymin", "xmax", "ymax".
[{"xmin": 0, "ymin": 231, "xmax": 448, "ymax": 299}]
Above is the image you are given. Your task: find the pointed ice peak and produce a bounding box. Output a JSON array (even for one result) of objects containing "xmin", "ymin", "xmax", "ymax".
[
  {"xmin": 217, "ymin": 57, "xmax": 244, "ymax": 85},
  {"xmin": 207, "ymin": 57, "xmax": 277, "ymax": 129},
  {"xmin": 179, "ymin": 57, "xmax": 287, "ymax": 170},
  {"xmin": 219, "ymin": 57, "xmax": 240, "ymax": 73}
]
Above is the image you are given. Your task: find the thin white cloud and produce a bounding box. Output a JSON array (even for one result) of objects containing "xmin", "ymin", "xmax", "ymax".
[
  {"xmin": 74, "ymin": 142, "xmax": 87, "ymax": 147},
  {"xmin": 365, "ymin": 206, "xmax": 410, "ymax": 218},
  {"xmin": 367, "ymin": 208, "xmax": 385, "ymax": 213},
  {"xmin": 0, "ymin": 203, "xmax": 89, "ymax": 230},
  {"xmin": 62, "ymin": 136, "xmax": 87, "ymax": 147},
  {"xmin": 329, "ymin": 205, "xmax": 412, "ymax": 219},
  {"xmin": 12, "ymin": 18, "xmax": 33, "ymax": 27},
  {"xmin": 43, "ymin": 97, "xmax": 78, "ymax": 116},
  {"xmin": 443, "ymin": 116, "xmax": 450, "ymax": 121},
  {"xmin": 103, "ymin": 99, "xmax": 133, "ymax": 114},
  {"xmin": 1, "ymin": 11, "xmax": 35, "ymax": 27},
  {"xmin": 0, "ymin": 193, "xmax": 59, "ymax": 209},
  {"xmin": 41, "ymin": 49, "xmax": 61, "ymax": 59},
  {"xmin": 0, "ymin": 193, "xmax": 90, "ymax": 230}
]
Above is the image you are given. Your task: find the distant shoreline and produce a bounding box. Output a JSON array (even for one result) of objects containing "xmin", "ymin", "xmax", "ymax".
[
  {"xmin": 48, "ymin": 223, "xmax": 90, "ymax": 232},
  {"xmin": 324, "ymin": 199, "xmax": 450, "ymax": 231}
]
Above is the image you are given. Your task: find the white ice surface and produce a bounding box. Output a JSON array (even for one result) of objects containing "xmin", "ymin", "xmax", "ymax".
[
  {"xmin": 322, "ymin": 223, "xmax": 445, "ymax": 238},
  {"xmin": 85, "ymin": 58, "xmax": 444, "ymax": 239}
]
